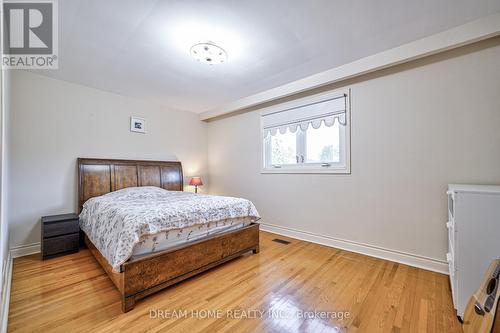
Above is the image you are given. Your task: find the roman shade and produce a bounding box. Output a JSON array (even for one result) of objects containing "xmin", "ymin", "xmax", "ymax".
[{"xmin": 262, "ymin": 93, "xmax": 347, "ymax": 138}]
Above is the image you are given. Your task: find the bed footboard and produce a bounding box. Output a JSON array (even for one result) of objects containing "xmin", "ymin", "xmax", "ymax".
[{"xmin": 85, "ymin": 223, "xmax": 260, "ymax": 312}]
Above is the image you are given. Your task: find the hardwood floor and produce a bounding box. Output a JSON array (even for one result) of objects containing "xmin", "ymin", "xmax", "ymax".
[{"xmin": 8, "ymin": 231, "xmax": 462, "ymax": 333}]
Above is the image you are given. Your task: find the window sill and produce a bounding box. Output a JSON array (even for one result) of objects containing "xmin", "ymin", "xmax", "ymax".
[{"xmin": 261, "ymin": 167, "xmax": 351, "ymax": 174}]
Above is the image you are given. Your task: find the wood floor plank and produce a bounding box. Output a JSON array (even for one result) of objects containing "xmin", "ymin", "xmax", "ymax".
[{"xmin": 7, "ymin": 231, "xmax": 462, "ymax": 333}]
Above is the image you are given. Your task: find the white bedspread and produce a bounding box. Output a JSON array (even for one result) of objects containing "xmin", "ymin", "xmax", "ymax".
[{"xmin": 79, "ymin": 186, "xmax": 260, "ymax": 271}]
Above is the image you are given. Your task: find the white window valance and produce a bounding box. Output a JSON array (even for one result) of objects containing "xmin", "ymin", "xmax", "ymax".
[{"xmin": 262, "ymin": 93, "xmax": 347, "ymax": 138}]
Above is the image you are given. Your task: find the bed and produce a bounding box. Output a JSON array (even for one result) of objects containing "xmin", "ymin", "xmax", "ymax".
[{"xmin": 77, "ymin": 158, "xmax": 260, "ymax": 312}]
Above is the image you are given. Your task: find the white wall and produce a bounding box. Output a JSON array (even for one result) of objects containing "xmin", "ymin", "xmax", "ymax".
[
  {"xmin": 0, "ymin": 55, "xmax": 11, "ymax": 333},
  {"xmin": 0, "ymin": 68, "xmax": 9, "ymax": 274},
  {"xmin": 8, "ymin": 71, "xmax": 208, "ymax": 249},
  {"xmin": 207, "ymin": 37, "xmax": 500, "ymax": 265},
  {"xmin": 0, "ymin": 3, "xmax": 10, "ymax": 329}
]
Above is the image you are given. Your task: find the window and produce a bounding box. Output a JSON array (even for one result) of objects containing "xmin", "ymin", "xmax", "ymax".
[{"xmin": 261, "ymin": 89, "xmax": 350, "ymax": 173}]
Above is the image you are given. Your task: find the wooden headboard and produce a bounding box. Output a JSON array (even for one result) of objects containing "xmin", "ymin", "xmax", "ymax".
[{"xmin": 78, "ymin": 158, "xmax": 183, "ymax": 212}]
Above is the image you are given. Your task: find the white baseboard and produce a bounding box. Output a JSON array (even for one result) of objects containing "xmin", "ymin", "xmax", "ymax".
[
  {"xmin": 260, "ymin": 222, "xmax": 449, "ymax": 275},
  {"xmin": 0, "ymin": 252, "xmax": 12, "ymax": 333},
  {"xmin": 10, "ymin": 242, "xmax": 40, "ymax": 258}
]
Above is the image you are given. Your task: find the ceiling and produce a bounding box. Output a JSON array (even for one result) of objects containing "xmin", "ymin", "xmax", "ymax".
[{"xmin": 32, "ymin": 0, "xmax": 500, "ymax": 114}]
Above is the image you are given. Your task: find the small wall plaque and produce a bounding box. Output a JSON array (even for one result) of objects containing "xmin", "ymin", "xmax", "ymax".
[{"xmin": 130, "ymin": 116, "xmax": 146, "ymax": 133}]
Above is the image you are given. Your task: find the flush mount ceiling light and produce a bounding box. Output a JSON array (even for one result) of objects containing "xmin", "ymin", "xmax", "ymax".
[{"xmin": 190, "ymin": 42, "xmax": 228, "ymax": 65}]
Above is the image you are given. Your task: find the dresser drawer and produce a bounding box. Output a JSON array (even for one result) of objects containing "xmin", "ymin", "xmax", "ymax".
[
  {"xmin": 43, "ymin": 219, "xmax": 79, "ymax": 238},
  {"xmin": 447, "ymin": 252, "xmax": 457, "ymax": 308},
  {"xmin": 446, "ymin": 190, "xmax": 455, "ymax": 220},
  {"xmin": 446, "ymin": 220, "xmax": 455, "ymax": 257},
  {"xmin": 42, "ymin": 233, "xmax": 79, "ymax": 258}
]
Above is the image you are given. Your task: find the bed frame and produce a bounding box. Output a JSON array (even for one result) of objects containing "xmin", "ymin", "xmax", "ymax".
[{"xmin": 77, "ymin": 158, "xmax": 260, "ymax": 312}]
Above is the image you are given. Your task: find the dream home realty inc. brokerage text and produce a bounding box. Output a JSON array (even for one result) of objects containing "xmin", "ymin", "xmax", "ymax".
[{"xmin": 149, "ymin": 308, "xmax": 351, "ymax": 321}]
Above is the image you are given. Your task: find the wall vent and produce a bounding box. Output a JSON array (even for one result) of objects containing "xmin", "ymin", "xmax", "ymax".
[{"xmin": 272, "ymin": 238, "xmax": 291, "ymax": 245}]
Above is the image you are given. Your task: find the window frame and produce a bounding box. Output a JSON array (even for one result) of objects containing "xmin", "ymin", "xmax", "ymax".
[{"xmin": 260, "ymin": 89, "xmax": 351, "ymax": 174}]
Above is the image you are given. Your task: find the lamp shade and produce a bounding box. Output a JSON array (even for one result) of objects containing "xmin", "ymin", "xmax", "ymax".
[{"xmin": 189, "ymin": 177, "xmax": 203, "ymax": 186}]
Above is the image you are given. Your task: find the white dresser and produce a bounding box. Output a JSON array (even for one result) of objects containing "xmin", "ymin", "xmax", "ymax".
[{"xmin": 446, "ymin": 184, "xmax": 500, "ymax": 319}]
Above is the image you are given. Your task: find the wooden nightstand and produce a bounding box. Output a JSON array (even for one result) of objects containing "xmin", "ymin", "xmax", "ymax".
[{"xmin": 41, "ymin": 213, "xmax": 80, "ymax": 259}]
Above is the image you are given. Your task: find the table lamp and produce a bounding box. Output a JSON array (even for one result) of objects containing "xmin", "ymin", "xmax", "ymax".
[{"xmin": 189, "ymin": 177, "xmax": 203, "ymax": 193}]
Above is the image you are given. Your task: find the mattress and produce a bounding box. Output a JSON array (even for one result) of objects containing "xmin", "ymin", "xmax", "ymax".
[
  {"xmin": 79, "ymin": 186, "xmax": 260, "ymax": 271},
  {"xmin": 131, "ymin": 218, "xmax": 252, "ymax": 258}
]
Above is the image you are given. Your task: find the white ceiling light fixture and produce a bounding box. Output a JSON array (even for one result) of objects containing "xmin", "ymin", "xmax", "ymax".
[{"xmin": 190, "ymin": 42, "xmax": 228, "ymax": 65}]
